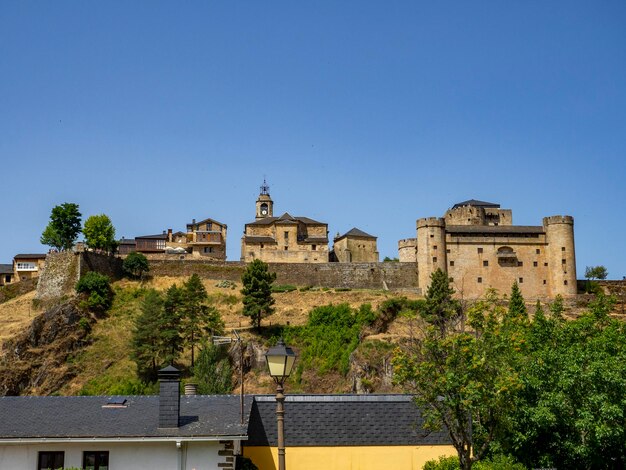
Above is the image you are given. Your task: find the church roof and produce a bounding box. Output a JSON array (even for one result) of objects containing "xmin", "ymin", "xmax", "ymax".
[
  {"xmin": 246, "ymin": 214, "xmax": 326, "ymax": 226},
  {"xmin": 452, "ymin": 199, "xmax": 500, "ymax": 209},
  {"xmin": 334, "ymin": 228, "xmax": 376, "ymax": 242}
]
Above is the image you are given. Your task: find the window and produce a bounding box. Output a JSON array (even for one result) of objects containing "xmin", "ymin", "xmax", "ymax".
[
  {"xmin": 430, "ymin": 234, "xmax": 434, "ymax": 238},
  {"xmin": 284, "ymin": 231, "xmax": 289, "ymax": 241},
  {"xmin": 477, "ymin": 277, "xmax": 482, "ymax": 283},
  {"xmin": 477, "ymin": 247, "xmax": 483, "ymax": 254},
  {"xmin": 4, "ymin": 275, "xmax": 10, "ymax": 283},
  {"xmin": 260, "ymin": 243, "xmax": 264, "ymax": 249},
  {"xmin": 543, "ymin": 280, "xmax": 547, "ymax": 285},
  {"xmin": 562, "ymin": 259, "xmax": 566, "ymax": 265},
  {"xmin": 544, "ymin": 262, "xmax": 548, "ymax": 267},
  {"xmin": 203, "ymin": 247, "xmax": 213, "ymax": 253},
  {"xmin": 450, "ymin": 260, "xmax": 454, "ymax": 266},
  {"xmin": 432, "ymin": 257, "xmax": 437, "ymax": 263},
  {"xmin": 433, "ymin": 245, "xmax": 437, "ymax": 250},
  {"xmin": 536, "ymin": 249, "xmax": 541, "ymax": 254},
  {"xmin": 446, "ymin": 249, "xmax": 450, "ymax": 253},
  {"xmin": 38, "ymin": 451, "xmax": 64, "ymax": 470},
  {"xmin": 533, "ymin": 261, "xmax": 538, "ymax": 267},
  {"xmin": 562, "ymin": 246, "xmax": 566, "ymax": 251},
  {"xmin": 206, "ymin": 222, "xmax": 212, "ymax": 230},
  {"xmin": 483, "ymin": 260, "xmax": 488, "ymax": 267},
  {"xmin": 518, "ymin": 261, "xmax": 523, "ymax": 267},
  {"xmin": 312, "ymin": 244, "xmax": 317, "ymax": 251},
  {"xmin": 16, "ymin": 262, "xmax": 37, "ymax": 271},
  {"xmin": 564, "ymin": 280, "xmax": 568, "ymax": 285},
  {"xmin": 519, "ymin": 277, "xmax": 524, "ymax": 283},
  {"xmin": 83, "ymin": 451, "xmax": 109, "ymax": 470},
  {"xmin": 449, "ymin": 277, "xmax": 454, "ymax": 282}
]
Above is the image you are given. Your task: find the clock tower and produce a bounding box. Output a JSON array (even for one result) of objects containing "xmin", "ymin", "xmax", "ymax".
[{"xmin": 255, "ymin": 179, "xmax": 274, "ymax": 220}]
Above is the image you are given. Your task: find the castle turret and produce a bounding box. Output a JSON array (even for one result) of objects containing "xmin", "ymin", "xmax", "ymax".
[
  {"xmin": 543, "ymin": 215, "xmax": 577, "ymax": 297},
  {"xmin": 416, "ymin": 217, "xmax": 447, "ymax": 290}
]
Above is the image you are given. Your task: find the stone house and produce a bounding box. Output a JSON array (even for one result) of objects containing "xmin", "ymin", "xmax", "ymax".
[
  {"xmin": 241, "ymin": 182, "xmax": 329, "ymax": 263},
  {"xmin": 0, "ymin": 264, "xmax": 15, "ymax": 286},
  {"xmin": 13, "ymin": 254, "xmax": 47, "ymax": 282},
  {"xmin": 331, "ymin": 228, "xmax": 379, "ymax": 263},
  {"xmin": 185, "ymin": 217, "xmax": 227, "ymax": 260},
  {"xmin": 399, "ymin": 200, "xmax": 577, "ymax": 299}
]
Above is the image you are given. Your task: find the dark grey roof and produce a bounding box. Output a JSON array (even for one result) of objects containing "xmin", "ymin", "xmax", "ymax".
[
  {"xmin": 452, "ymin": 199, "xmax": 500, "ymax": 209},
  {"xmin": 246, "ymin": 214, "xmax": 326, "ymax": 226},
  {"xmin": 0, "ymin": 395, "xmax": 248, "ymax": 440},
  {"xmin": 0, "ymin": 264, "xmax": 13, "ymax": 274},
  {"xmin": 335, "ymin": 228, "xmax": 377, "ymax": 241},
  {"xmin": 446, "ymin": 225, "xmax": 544, "ymax": 235},
  {"xmin": 301, "ymin": 237, "xmax": 328, "ymax": 244},
  {"xmin": 187, "ymin": 217, "xmax": 226, "ymax": 229},
  {"xmin": 13, "ymin": 254, "xmax": 47, "ymax": 260},
  {"xmin": 135, "ymin": 233, "xmax": 168, "ymax": 240},
  {"xmin": 118, "ymin": 239, "xmax": 137, "ymax": 245},
  {"xmin": 246, "ymin": 395, "xmax": 450, "ymax": 447}
]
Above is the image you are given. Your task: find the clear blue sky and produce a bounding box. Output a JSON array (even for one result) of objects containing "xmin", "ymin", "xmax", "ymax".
[{"xmin": 2, "ymin": 1, "xmax": 625, "ymax": 278}]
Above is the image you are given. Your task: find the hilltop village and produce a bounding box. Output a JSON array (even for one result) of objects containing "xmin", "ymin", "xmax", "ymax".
[{"xmin": 0, "ymin": 182, "xmax": 580, "ymax": 300}]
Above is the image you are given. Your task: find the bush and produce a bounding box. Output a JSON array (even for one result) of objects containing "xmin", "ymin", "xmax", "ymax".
[
  {"xmin": 76, "ymin": 271, "xmax": 113, "ymax": 313},
  {"xmin": 271, "ymin": 284, "xmax": 297, "ymax": 293},
  {"xmin": 423, "ymin": 456, "xmax": 460, "ymax": 470},
  {"xmin": 123, "ymin": 251, "xmax": 149, "ymax": 279}
]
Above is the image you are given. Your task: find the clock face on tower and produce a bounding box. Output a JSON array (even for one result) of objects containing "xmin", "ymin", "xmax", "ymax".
[{"xmin": 260, "ymin": 203, "xmax": 268, "ymax": 216}]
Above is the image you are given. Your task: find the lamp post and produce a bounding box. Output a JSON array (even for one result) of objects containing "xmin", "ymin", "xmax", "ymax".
[{"xmin": 264, "ymin": 338, "xmax": 296, "ymax": 470}]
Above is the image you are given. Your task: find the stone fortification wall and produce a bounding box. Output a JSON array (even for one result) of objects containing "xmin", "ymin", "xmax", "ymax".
[
  {"xmin": 149, "ymin": 260, "xmax": 418, "ymax": 290},
  {"xmin": 36, "ymin": 252, "xmax": 123, "ymax": 302}
]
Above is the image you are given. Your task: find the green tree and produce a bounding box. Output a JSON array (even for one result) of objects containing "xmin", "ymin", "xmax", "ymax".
[
  {"xmin": 506, "ymin": 282, "xmax": 527, "ymax": 323},
  {"xmin": 181, "ymin": 274, "xmax": 224, "ymax": 367},
  {"xmin": 394, "ymin": 290, "xmax": 523, "ymax": 470},
  {"xmin": 83, "ymin": 214, "xmax": 117, "ymax": 253},
  {"xmin": 161, "ymin": 284, "xmax": 184, "ymax": 365},
  {"xmin": 241, "ymin": 259, "xmax": 276, "ymax": 328},
  {"xmin": 40, "ymin": 202, "xmax": 82, "ymax": 251},
  {"xmin": 585, "ymin": 265, "xmax": 608, "ymax": 281},
  {"xmin": 123, "ymin": 251, "xmax": 150, "ymax": 279},
  {"xmin": 75, "ymin": 271, "xmax": 113, "ymax": 313},
  {"xmin": 193, "ymin": 341, "xmax": 233, "ymax": 394},
  {"xmin": 422, "ymin": 268, "xmax": 461, "ymax": 336},
  {"xmin": 131, "ymin": 289, "xmax": 166, "ymax": 381}
]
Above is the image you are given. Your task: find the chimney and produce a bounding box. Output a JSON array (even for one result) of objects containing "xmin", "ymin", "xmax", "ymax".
[
  {"xmin": 158, "ymin": 366, "xmax": 181, "ymax": 428},
  {"xmin": 184, "ymin": 383, "xmax": 198, "ymax": 395},
  {"xmin": 168, "ymin": 228, "xmax": 173, "ymax": 242}
]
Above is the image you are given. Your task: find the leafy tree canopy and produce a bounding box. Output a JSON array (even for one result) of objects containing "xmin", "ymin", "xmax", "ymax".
[
  {"xmin": 41, "ymin": 202, "xmax": 82, "ymax": 251},
  {"xmin": 123, "ymin": 252, "xmax": 150, "ymax": 279},
  {"xmin": 585, "ymin": 265, "xmax": 608, "ymax": 280},
  {"xmin": 241, "ymin": 259, "xmax": 276, "ymax": 328},
  {"xmin": 83, "ymin": 214, "xmax": 117, "ymax": 253}
]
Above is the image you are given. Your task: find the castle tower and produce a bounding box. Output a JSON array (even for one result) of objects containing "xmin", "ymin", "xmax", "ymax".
[
  {"xmin": 255, "ymin": 179, "xmax": 274, "ymax": 220},
  {"xmin": 416, "ymin": 217, "xmax": 448, "ymax": 290},
  {"xmin": 543, "ymin": 216, "xmax": 577, "ymax": 297}
]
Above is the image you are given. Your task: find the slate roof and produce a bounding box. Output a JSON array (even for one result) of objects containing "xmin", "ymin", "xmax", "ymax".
[
  {"xmin": 13, "ymin": 254, "xmax": 46, "ymax": 260},
  {"xmin": 246, "ymin": 213, "xmax": 326, "ymax": 226},
  {"xmin": 446, "ymin": 225, "xmax": 544, "ymax": 235},
  {"xmin": 135, "ymin": 233, "xmax": 168, "ymax": 240},
  {"xmin": 334, "ymin": 227, "xmax": 377, "ymax": 242},
  {"xmin": 0, "ymin": 395, "xmax": 249, "ymax": 440},
  {"xmin": 243, "ymin": 236, "xmax": 277, "ymax": 244},
  {"xmin": 452, "ymin": 199, "xmax": 500, "ymax": 209},
  {"xmin": 0, "ymin": 264, "xmax": 13, "ymax": 274},
  {"xmin": 186, "ymin": 217, "xmax": 227, "ymax": 229},
  {"xmin": 246, "ymin": 395, "xmax": 450, "ymax": 447},
  {"xmin": 118, "ymin": 238, "xmax": 137, "ymax": 245}
]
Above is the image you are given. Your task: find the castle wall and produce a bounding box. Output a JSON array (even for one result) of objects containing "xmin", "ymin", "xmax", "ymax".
[
  {"xmin": 334, "ymin": 237, "xmax": 379, "ymax": 263},
  {"xmin": 446, "ymin": 233, "xmax": 550, "ymax": 299},
  {"xmin": 398, "ymin": 238, "xmax": 417, "ymax": 263}
]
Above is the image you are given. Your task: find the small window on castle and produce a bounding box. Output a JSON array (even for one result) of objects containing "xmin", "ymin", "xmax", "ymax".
[
  {"xmin": 312, "ymin": 244, "xmax": 317, "ymax": 251},
  {"xmin": 430, "ymin": 234, "xmax": 434, "ymax": 238},
  {"xmin": 483, "ymin": 260, "xmax": 488, "ymax": 267},
  {"xmin": 544, "ymin": 262, "xmax": 548, "ymax": 267},
  {"xmin": 562, "ymin": 259, "xmax": 566, "ymax": 265},
  {"xmin": 433, "ymin": 245, "xmax": 437, "ymax": 250},
  {"xmin": 450, "ymin": 260, "xmax": 454, "ymax": 266},
  {"xmin": 519, "ymin": 277, "xmax": 524, "ymax": 283},
  {"xmin": 477, "ymin": 277, "xmax": 483, "ymax": 283},
  {"xmin": 562, "ymin": 247, "xmax": 566, "ymax": 252},
  {"xmin": 543, "ymin": 280, "xmax": 547, "ymax": 285},
  {"xmin": 449, "ymin": 277, "xmax": 454, "ymax": 282},
  {"xmin": 536, "ymin": 249, "xmax": 541, "ymax": 255},
  {"xmin": 284, "ymin": 246, "xmax": 288, "ymax": 251},
  {"xmin": 260, "ymin": 243, "xmax": 264, "ymax": 249},
  {"xmin": 446, "ymin": 249, "xmax": 450, "ymax": 254},
  {"xmin": 564, "ymin": 280, "xmax": 568, "ymax": 286},
  {"xmin": 284, "ymin": 231, "xmax": 289, "ymax": 240},
  {"xmin": 477, "ymin": 247, "xmax": 483, "ymax": 254},
  {"xmin": 518, "ymin": 261, "xmax": 523, "ymax": 267},
  {"xmin": 533, "ymin": 261, "xmax": 538, "ymax": 267},
  {"xmin": 432, "ymin": 257, "xmax": 437, "ymax": 263}
]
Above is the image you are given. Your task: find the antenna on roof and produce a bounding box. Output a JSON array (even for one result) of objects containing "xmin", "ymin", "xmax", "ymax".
[{"xmin": 260, "ymin": 177, "xmax": 270, "ymax": 195}]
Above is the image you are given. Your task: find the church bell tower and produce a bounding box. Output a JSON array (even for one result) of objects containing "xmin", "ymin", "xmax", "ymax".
[{"xmin": 255, "ymin": 179, "xmax": 274, "ymax": 220}]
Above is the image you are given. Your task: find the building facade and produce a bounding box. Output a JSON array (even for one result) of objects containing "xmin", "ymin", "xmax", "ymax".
[
  {"xmin": 241, "ymin": 182, "xmax": 329, "ymax": 263},
  {"xmin": 13, "ymin": 254, "xmax": 47, "ymax": 282},
  {"xmin": 185, "ymin": 218, "xmax": 227, "ymax": 260},
  {"xmin": 332, "ymin": 228, "xmax": 379, "ymax": 263},
  {"xmin": 399, "ymin": 200, "xmax": 577, "ymax": 299}
]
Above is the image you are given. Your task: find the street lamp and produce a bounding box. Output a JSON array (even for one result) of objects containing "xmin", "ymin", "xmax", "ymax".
[{"xmin": 264, "ymin": 338, "xmax": 296, "ymax": 470}]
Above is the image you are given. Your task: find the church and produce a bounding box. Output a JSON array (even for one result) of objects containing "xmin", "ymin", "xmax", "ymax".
[{"xmin": 240, "ymin": 181, "xmax": 330, "ymax": 263}]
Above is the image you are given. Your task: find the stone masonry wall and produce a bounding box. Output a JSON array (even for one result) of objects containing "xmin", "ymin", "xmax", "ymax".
[{"xmin": 149, "ymin": 260, "xmax": 418, "ymax": 290}]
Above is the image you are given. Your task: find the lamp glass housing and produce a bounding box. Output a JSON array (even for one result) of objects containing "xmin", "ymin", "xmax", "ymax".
[{"xmin": 265, "ymin": 339, "xmax": 296, "ymax": 381}]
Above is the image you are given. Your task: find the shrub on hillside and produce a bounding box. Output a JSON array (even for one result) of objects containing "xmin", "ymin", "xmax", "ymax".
[
  {"xmin": 123, "ymin": 251, "xmax": 150, "ymax": 279},
  {"xmin": 75, "ymin": 271, "xmax": 113, "ymax": 313}
]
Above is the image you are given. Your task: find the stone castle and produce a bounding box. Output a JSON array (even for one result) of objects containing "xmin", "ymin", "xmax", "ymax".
[{"xmin": 399, "ymin": 200, "xmax": 577, "ymax": 298}]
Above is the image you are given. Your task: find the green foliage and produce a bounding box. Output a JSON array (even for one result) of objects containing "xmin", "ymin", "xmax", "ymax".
[
  {"xmin": 193, "ymin": 342, "xmax": 233, "ymax": 394},
  {"xmin": 83, "ymin": 214, "xmax": 117, "ymax": 253},
  {"xmin": 40, "ymin": 202, "xmax": 82, "ymax": 251},
  {"xmin": 295, "ymin": 303, "xmax": 376, "ymax": 375},
  {"xmin": 80, "ymin": 376, "xmax": 157, "ymax": 395},
  {"xmin": 271, "ymin": 284, "xmax": 297, "ymax": 293},
  {"xmin": 383, "ymin": 256, "xmax": 399, "ymax": 262},
  {"xmin": 334, "ymin": 287, "xmax": 352, "ymax": 292},
  {"xmin": 585, "ymin": 265, "xmax": 608, "ymax": 280},
  {"xmin": 423, "ymin": 456, "xmax": 460, "ymax": 470},
  {"xmin": 131, "ymin": 288, "xmax": 167, "ymax": 381},
  {"xmin": 473, "ymin": 455, "xmax": 526, "ymax": 470},
  {"xmin": 123, "ymin": 251, "xmax": 150, "ymax": 279},
  {"xmin": 241, "ymin": 259, "xmax": 277, "ymax": 328},
  {"xmin": 422, "ymin": 269, "xmax": 461, "ymax": 335},
  {"xmin": 372, "ymin": 296, "xmax": 422, "ymax": 332},
  {"xmin": 75, "ymin": 271, "xmax": 113, "ymax": 313},
  {"xmin": 506, "ymin": 282, "xmax": 527, "ymax": 322}
]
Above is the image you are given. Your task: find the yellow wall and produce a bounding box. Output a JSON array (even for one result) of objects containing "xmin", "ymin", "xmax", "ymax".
[{"xmin": 244, "ymin": 445, "xmax": 456, "ymax": 470}]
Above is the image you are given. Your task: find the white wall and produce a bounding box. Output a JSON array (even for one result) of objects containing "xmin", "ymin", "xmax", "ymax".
[{"xmin": 0, "ymin": 440, "xmax": 229, "ymax": 470}]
